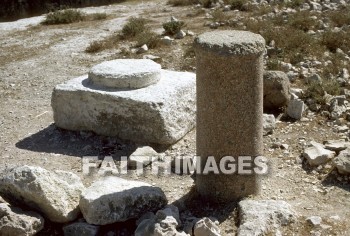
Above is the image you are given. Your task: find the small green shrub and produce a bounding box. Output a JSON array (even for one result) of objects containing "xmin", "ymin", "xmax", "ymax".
[
  {"xmin": 121, "ymin": 17, "xmax": 147, "ymax": 38},
  {"xmin": 42, "ymin": 9, "xmax": 85, "ymax": 25},
  {"xmin": 304, "ymin": 79, "xmax": 340, "ymax": 104},
  {"xmin": 329, "ymin": 8, "xmax": 350, "ymax": 27},
  {"xmin": 321, "ymin": 31, "xmax": 350, "ymax": 53},
  {"xmin": 288, "ymin": 11, "xmax": 316, "ymax": 32},
  {"xmin": 135, "ymin": 31, "xmax": 161, "ymax": 49},
  {"xmin": 163, "ymin": 21, "xmax": 185, "ymax": 35}
]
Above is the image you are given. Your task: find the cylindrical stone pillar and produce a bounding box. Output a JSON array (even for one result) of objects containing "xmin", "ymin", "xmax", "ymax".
[{"xmin": 194, "ymin": 30, "xmax": 266, "ymax": 203}]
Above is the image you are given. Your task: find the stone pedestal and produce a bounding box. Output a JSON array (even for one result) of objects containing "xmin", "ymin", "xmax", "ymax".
[
  {"xmin": 51, "ymin": 59, "xmax": 196, "ymax": 145},
  {"xmin": 194, "ymin": 31, "xmax": 265, "ymax": 202}
]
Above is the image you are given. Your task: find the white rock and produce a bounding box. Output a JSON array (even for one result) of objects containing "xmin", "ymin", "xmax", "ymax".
[
  {"xmin": 161, "ymin": 36, "xmax": 174, "ymax": 45},
  {"xmin": 63, "ymin": 222, "xmax": 100, "ymax": 236},
  {"xmin": 287, "ymin": 99, "xmax": 305, "ymax": 120},
  {"xmin": 237, "ymin": 200, "xmax": 296, "ymax": 236},
  {"xmin": 175, "ymin": 30, "xmax": 186, "ymax": 39},
  {"xmin": 88, "ymin": 59, "xmax": 161, "ymax": 89},
  {"xmin": 303, "ymin": 141, "xmax": 335, "ymax": 166},
  {"xmin": 137, "ymin": 44, "xmax": 148, "ymax": 54},
  {"xmin": 80, "ymin": 177, "xmax": 167, "ymax": 225},
  {"xmin": 0, "ymin": 166, "xmax": 84, "ymax": 223},
  {"xmin": 128, "ymin": 146, "xmax": 158, "ymax": 169},
  {"xmin": 135, "ymin": 205, "xmax": 187, "ymax": 236},
  {"xmin": 0, "ymin": 203, "xmax": 44, "ymax": 236},
  {"xmin": 332, "ymin": 149, "xmax": 350, "ymax": 174},
  {"xmin": 324, "ymin": 140, "xmax": 350, "ymax": 152},
  {"xmin": 263, "ymin": 114, "xmax": 276, "ymax": 135},
  {"xmin": 307, "ymin": 216, "xmax": 322, "ymax": 227},
  {"xmin": 193, "ymin": 217, "xmax": 221, "ymax": 236},
  {"xmin": 143, "ymin": 54, "xmax": 162, "ymax": 63},
  {"xmin": 52, "ymin": 69, "xmax": 196, "ymax": 145},
  {"xmin": 290, "ymin": 88, "xmax": 303, "ymax": 97}
]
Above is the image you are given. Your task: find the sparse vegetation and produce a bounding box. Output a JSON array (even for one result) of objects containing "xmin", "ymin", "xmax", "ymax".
[
  {"xmin": 85, "ymin": 41, "xmax": 106, "ymax": 53},
  {"xmin": 135, "ymin": 31, "xmax": 161, "ymax": 49},
  {"xmin": 229, "ymin": 0, "xmax": 249, "ymax": 11},
  {"xmin": 211, "ymin": 8, "xmax": 229, "ymax": 23},
  {"xmin": 89, "ymin": 12, "xmax": 108, "ymax": 20},
  {"xmin": 121, "ymin": 17, "xmax": 147, "ymax": 39},
  {"xmin": 42, "ymin": 9, "xmax": 85, "ymax": 25},
  {"xmin": 163, "ymin": 20, "xmax": 185, "ymax": 35},
  {"xmin": 321, "ymin": 30, "xmax": 350, "ymax": 53},
  {"xmin": 304, "ymin": 79, "xmax": 340, "ymax": 104},
  {"xmin": 200, "ymin": 0, "xmax": 217, "ymax": 8}
]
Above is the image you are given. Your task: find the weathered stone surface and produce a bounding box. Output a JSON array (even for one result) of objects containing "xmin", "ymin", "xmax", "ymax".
[
  {"xmin": 287, "ymin": 98, "xmax": 305, "ymax": 120},
  {"xmin": 332, "ymin": 149, "xmax": 350, "ymax": 174},
  {"xmin": 237, "ymin": 200, "xmax": 296, "ymax": 236},
  {"xmin": 263, "ymin": 114, "xmax": 276, "ymax": 135},
  {"xmin": 63, "ymin": 222, "xmax": 100, "ymax": 236},
  {"xmin": 324, "ymin": 140, "xmax": 350, "ymax": 152},
  {"xmin": 128, "ymin": 146, "xmax": 158, "ymax": 169},
  {"xmin": 80, "ymin": 177, "xmax": 167, "ymax": 225},
  {"xmin": 135, "ymin": 205, "xmax": 188, "ymax": 236},
  {"xmin": 194, "ymin": 30, "xmax": 265, "ymax": 202},
  {"xmin": 0, "ymin": 203, "xmax": 44, "ymax": 236},
  {"xmin": 303, "ymin": 141, "xmax": 335, "ymax": 166},
  {"xmin": 88, "ymin": 59, "xmax": 161, "ymax": 89},
  {"xmin": 52, "ymin": 69, "xmax": 196, "ymax": 145},
  {"xmin": 263, "ymin": 70, "xmax": 290, "ymax": 110},
  {"xmin": 193, "ymin": 217, "xmax": 221, "ymax": 236},
  {"xmin": 306, "ymin": 216, "xmax": 322, "ymax": 227},
  {"xmin": 0, "ymin": 166, "xmax": 84, "ymax": 223}
]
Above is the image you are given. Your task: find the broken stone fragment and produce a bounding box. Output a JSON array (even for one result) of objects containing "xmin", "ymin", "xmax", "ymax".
[
  {"xmin": 0, "ymin": 166, "xmax": 84, "ymax": 223},
  {"xmin": 80, "ymin": 177, "xmax": 167, "ymax": 225}
]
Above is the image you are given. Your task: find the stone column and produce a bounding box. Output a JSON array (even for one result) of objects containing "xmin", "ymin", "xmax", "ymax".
[{"xmin": 194, "ymin": 30, "xmax": 266, "ymax": 203}]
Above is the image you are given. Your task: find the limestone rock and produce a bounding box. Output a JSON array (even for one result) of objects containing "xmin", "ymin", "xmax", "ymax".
[
  {"xmin": 175, "ymin": 30, "xmax": 186, "ymax": 39},
  {"xmin": 88, "ymin": 59, "xmax": 161, "ymax": 89},
  {"xmin": 128, "ymin": 146, "xmax": 158, "ymax": 169},
  {"xmin": 237, "ymin": 200, "xmax": 296, "ymax": 236},
  {"xmin": 306, "ymin": 216, "xmax": 322, "ymax": 227},
  {"xmin": 0, "ymin": 166, "xmax": 84, "ymax": 223},
  {"xmin": 0, "ymin": 203, "xmax": 44, "ymax": 236},
  {"xmin": 324, "ymin": 140, "xmax": 350, "ymax": 152},
  {"xmin": 287, "ymin": 99, "xmax": 305, "ymax": 120},
  {"xmin": 63, "ymin": 222, "xmax": 100, "ymax": 236},
  {"xmin": 193, "ymin": 217, "xmax": 221, "ymax": 236},
  {"xmin": 263, "ymin": 114, "xmax": 276, "ymax": 135},
  {"xmin": 135, "ymin": 205, "xmax": 188, "ymax": 236},
  {"xmin": 303, "ymin": 141, "xmax": 335, "ymax": 166},
  {"xmin": 263, "ymin": 70, "xmax": 291, "ymax": 110},
  {"xmin": 52, "ymin": 68, "xmax": 196, "ymax": 145},
  {"xmin": 80, "ymin": 177, "xmax": 167, "ymax": 225},
  {"xmin": 332, "ymin": 149, "xmax": 350, "ymax": 174}
]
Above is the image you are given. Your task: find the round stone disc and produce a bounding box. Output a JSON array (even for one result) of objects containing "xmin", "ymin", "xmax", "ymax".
[{"xmin": 88, "ymin": 59, "xmax": 161, "ymax": 89}]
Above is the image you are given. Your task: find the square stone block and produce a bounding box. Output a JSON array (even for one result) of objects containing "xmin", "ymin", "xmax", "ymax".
[{"xmin": 51, "ymin": 70, "xmax": 196, "ymax": 145}]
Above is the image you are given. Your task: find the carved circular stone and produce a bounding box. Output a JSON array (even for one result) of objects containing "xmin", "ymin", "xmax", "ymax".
[{"xmin": 88, "ymin": 59, "xmax": 161, "ymax": 89}]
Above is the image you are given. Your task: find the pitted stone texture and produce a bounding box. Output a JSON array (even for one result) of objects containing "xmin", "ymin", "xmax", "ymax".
[
  {"xmin": 195, "ymin": 30, "xmax": 265, "ymax": 203},
  {"xmin": 332, "ymin": 149, "xmax": 350, "ymax": 174},
  {"xmin": 88, "ymin": 59, "xmax": 161, "ymax": 89},
  {"xmin": 194, "ymin": 30, "xmax": 265, "ymax": 56},
  {"xmin": 238, "ymin": 200, "xmax": 296, "ymax": 236},
  {"xmin": 0, "ymin": 166, "xmax": 84, "ymax": 223},
  {"xmin": 263, "ymin": 70, "xmax": 291, "ymax": 110},
  {"xmin": 52, "ymin": 70, "xmax": 195, "ymax": 145},
  {"xmin": 80, "ymin": 177, "xmax": 167, "ymax": 225},
  {"xmin": 263, "ymin": 114, "xmax": 276, "ymax": 135},
  {"xmin": 0, "ymin": 203, "xmax": 44, "ymax": 236}
]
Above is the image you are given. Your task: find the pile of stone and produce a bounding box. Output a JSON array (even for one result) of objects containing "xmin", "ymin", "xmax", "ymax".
[{"xmin": 51, "ymin": 59, "xmax": 196, "ymax": 145}]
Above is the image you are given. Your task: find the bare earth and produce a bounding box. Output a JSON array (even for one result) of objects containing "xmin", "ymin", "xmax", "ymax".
[{"xmin": 0, "ymin": 0, "xmax": 349, "ymax": 235}]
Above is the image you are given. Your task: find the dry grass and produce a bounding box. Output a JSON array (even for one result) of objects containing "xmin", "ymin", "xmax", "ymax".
[
  {"xmin": 121, "ymin": 17, "xmax": 147, "ymax": 39},
  {"xmin": 163, "ymin": 20, "xmax": 185, "ymax": 35},
  {"xmin": 42, "ymin": 9, "xmax": 85, "ymax": 25}
]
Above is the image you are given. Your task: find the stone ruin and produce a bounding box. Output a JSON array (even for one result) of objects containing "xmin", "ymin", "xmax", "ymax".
[{"xmin": 51, "ymin": 59, "xmax": 196, "ymax": 145}]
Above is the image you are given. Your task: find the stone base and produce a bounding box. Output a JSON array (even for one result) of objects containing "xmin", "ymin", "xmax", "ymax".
[{"xmin": 51, "ymin": 70, "xmax": 196, "ymax": 145}]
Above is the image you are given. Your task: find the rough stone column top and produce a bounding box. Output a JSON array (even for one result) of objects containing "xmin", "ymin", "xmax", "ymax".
[
  {"xmin": 194, "ymin": 30, "xmax": 265, "ymax": 56},
  {"xmin": 88, "ymin": 59, "xmax": 161, "ymax": 89}
]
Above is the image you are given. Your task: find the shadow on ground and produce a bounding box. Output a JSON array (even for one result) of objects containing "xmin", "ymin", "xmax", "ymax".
[{"xmin": 16, "ymin": 123, "xmax": 139, "ymax": 157}]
